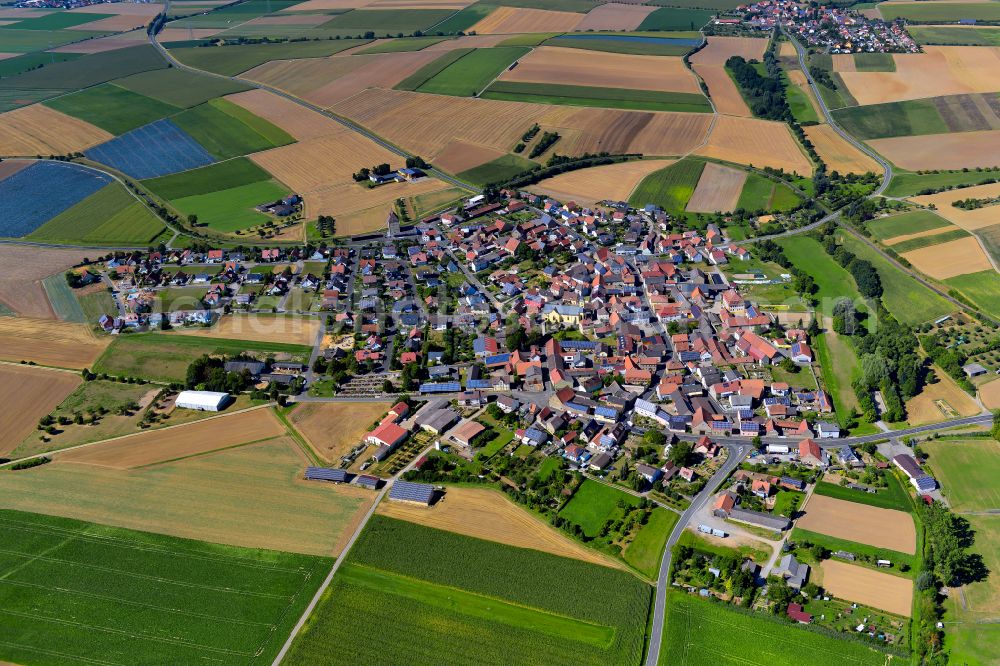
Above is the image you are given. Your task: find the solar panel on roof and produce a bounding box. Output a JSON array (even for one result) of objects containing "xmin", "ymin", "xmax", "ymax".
[
  {"xmin": 419, "ymin": 382, "xmax": 461, "ymax": 393},
  {"xmin": 305, "ymin": 467, "xmax": 348, "ymax": 482},
  {"xmin": 389, "ymin": 480, "xmax": 435, "ymax": 504}
]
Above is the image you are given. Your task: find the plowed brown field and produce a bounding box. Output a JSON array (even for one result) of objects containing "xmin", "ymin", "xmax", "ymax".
[
  {"xmin": 288, "ymin": 401, "xmax": 392, "ymax": 462},
  {"xmin": 469, "ymin": 6, "xmax": 583, "ymax": 34},
  {"xmin": 530, "ymin": 158, "xmax": 675, "ymax": 206},
  {"xmin": 697, "ymin": 115, "xmax": 813, "ymax": 174},
  {"xmin": 685, "ymin": 161, "xmax": 747, "ymax": 212},
  {"xmin": 59, "ymin": 406, "xmax": 285, "ymax": 468},
  {"xmin": 797, "ymin": 494, "xmax": 916, "ymax": 554},
  {"xmin": 805, "ymin": 124, "xmax": 880, "ymax": 175},
  {"xmin": 0, "ymin": 365, "xmax": 81, "ymax": 455},
  {"xmin": 377, "ymin": 486, "xmax": 626, "ymax": 569},
  {"xmin": 500, "ymin": 46, "xmax": 701, "ymax": 94},
  {"xmin": 821, "ymin": 560, "xmax": 914, "ymax": 616},
  {"xmin": 575, "ymin": 3, "xmax": 656, "ymax": 30},
  {"xmin": 902, "ymin": 235, "xmax": 993, "ymax": 279},
  {"xmin": 0, "ymin": 105, "xmax": 112, "ymax": 156},
  {"xmin": 0, "ymin": 317, "xmax": 109, "ymax": 368},
  {"xmin": 225, "ymin": 88, "xmax": 345, "ymax": 139}
]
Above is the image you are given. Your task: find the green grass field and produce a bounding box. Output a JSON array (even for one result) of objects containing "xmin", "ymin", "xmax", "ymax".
[
  {"xmin": 623, "ymin": 507, "xmax": 677, "ymax": 578},
  {"xmin": 541, "ymin": 33, "xmax": 697, "ymax": 56},
  {"xmin": 777, "ymin": 235, "xmax": 862, "ymax": 305},
  {"xmin": 482, "ymin": 81, "xmax": 712, "ymax": 113},
  {"xmin": 415, "ymin": 47, "xmax": 528, "ymax": 96},
  {"xmin": 355, "ymin": 36, "xmax": 448, "ymax": 53},
  {"xmin": 0, "ymin": 44, "xmax": 165, "ymax": 90},
  {"xmin": 814, "ymin": 326, "xmax": 862, "ymax": 421},
  {"xmin": 285, "ymin": 516, "xmax": 652, "ymax": 665},
  {"xmin": 42, "ymin": 273, "xmax": 86, "ymax": 323},
  {"xmin": 0, "ymin": 51, "xmax": 80, "ymax": 78},
  {"xmin": 171, "ymin": 180, "xmax": 290, "ymax": 232},
  {"xmin": 114, "ymin": 67, "xmax": 250, "ymax": 108},
  {"xmin": 142, "ymin": 157, "xmax": 273, "ymax": 200},
  {"xmin": 0, "ymin": 26, "xmax": 108, "ymax": 53},
  {"xmin": 457, "ymin": 153, "xmax": 536, "ymax": 185},
  {"xmin": 889, "ymin": 228, "xmax": 969, "ymax": 253},
  {"xmin": 784, "ymin": 72, "xmax": 820, "ymax": 124},
  {"xmin": 736, "ymin": 172, "xmax": 803, "ymax": 213},
  {"xmin": 836, "ymin": 231, "xmax": 953, "ymax": 324},
  {"xmin": 647, "ymin": 0, "xmax": 744, "ymax": 8},
  {"xmin": 311, "ymin": 8, "xmax": 455, "ymax": 37},
  {"xmin": 430, "ymin": 3, "xmax": 496, "ymax": 34},
  {"xmin": 814, "ymin": 475, "xmax": 912, "ymax": 512},
  {"xmin": 497, "ymin": 32, "xmax": 560, "ymax": 47},
  {"xmin": 0, "ymin": 508, "xmax": 331, "ymax": 666},
  {"xmin": 791, "ymin": 527, "xmax": 918, "ymax": 572},
  {"xmin": 394, "ymin": 47, "xmax": 471, "ymax": 90},
  {"xmin": 168, "ymin": 40, "xmax": 367, "ymax": 76},
  {"xmin": 884, "ymin": 168, "xmax": 1000, "ymax": 197},
  {"xmin": 77, "ymin": 289, "xmax": 118, "ymax": 322},
  {"xmin": 172, "ymin": 98, "xmax": 293, "ymax": 160},
  {"xmin": 923, "ymin": 438, "xmax": 1000, "ymax": 513},
  {"xmin": 630, "ymin": 159, "xmax": 706, "ymax": 212},
  {"xmin": 880, "ymin": 2, "xmax": 1000, "ymax": 22},
  {"xmin": 945, "ymin": 270, "xmax": 1000, "ymax": 313},
  {"xmin": 27, "ymin": 183, "xmax": 166, "ymax": 246},
  {"xmin": 45, "ymin": 83, "xmax": 181, "ymax": 135},
  {"xmin": 659, "ymin": 590, "xmax": 893, "ymax": 665},
  {"xmin": 867, "ymin": 210, "xmax": 950, "ymax": 240},
  {"xmin": 10, "ymin": 11, "xmax": 112, "ymax": 29},
  {"xmin": 167, "ymin": 0, "xmax": 301, "ymax": 27},
  {"xmin": 833, "ymin": 94, "xmax": 1000, "ymax": 140},
  {"xmin": 852, "ymin": 52, "xmax": 896, "ymax": 72},
  {"xmin": 637, "ymin": 7, "xmax": 714, "ymax": 31},
  {"xmin": 909, "ymin": 25, "xmax": 1000, "ymax": 46},
  {"xmin": 677, "ymin": 529, "xmax": 771, "ymax": 563},
  {"xmin": 808, "ymin": 53, "xmax": 857, "ymax": 110},
  {"xmin": 93, "ymin": 333, "xmax": 311, "ymax": 383},
  {"xmin": 975, "ymin": 222, "xmax": 1000, "ymax": 266},
  {"xmin": 559, "ymin": 479, "xmax": 642, "ymax": 538}
]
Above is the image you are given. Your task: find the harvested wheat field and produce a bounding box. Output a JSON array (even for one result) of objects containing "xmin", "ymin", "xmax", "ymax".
[
  {"xmin": 831, "ymin": 53, "xmax": 858, "ymax": 72},
  {"xmin": 530, "ymin": 158, "xmax": 675, "ymax": 206},
  {"xmin": 821, "ymin": 560, "xmax": 913, "ymax": 616},
  {"xmin": 797, "ymin": 494, "xmax": 916, "ymax": 554},
  {"xmin": 906, "ymin": 372, "xmax": 981, "ymax": 425},
  {"xmin": 0, "ymin": 245, "xmax": 94, "ymax": 318},
  {"xmin": 0, "ymin": 438, "xmax": 373, "ymax": 556},
  {"xmin": 692, "ymin": 36, "xmax": 769, "ymax": 66},
  {"xmin": 909, "ymin": 182, "xmax": 1000, "ymax": 230},
  {"xmin": 902, "ymin": 235, "xmax": 993, "ymax": 279},
  {"xmin": 332, "ymin": 88, "xmax": 712, "ymax": 160},
  {"xmin": 500, "ymin": 46, "xmax": 701, "ymax": 94},
  {"xmin": 377, "ymin": 486, "xmax": 626, "ymax": 569},
  {"xmin": 59, "ymin": 406, "xmax": 285, "ymax": 469},
  {"xmin": 469, "ymin": 6, "xmax": 583, "ymax": 34},
  {"xmin": 575, "ymin": 3, "xmax": 656, "ymax": 30},
  {"xmin": 980, "ymin": 378, "xmax": 1000, "ymax": 409},
  {"xmin": 804, "ymin": 124, "xmax": 881, "ymax": 175},
  {"xmin": 695, "ymin": 65, "xmax": 750, "ymax": 115},
  {"xmin": 0, "ymin": 318, "xmax": 109, "ymax": 368},
  {"xmin": 175, "ymin": 313, "xmax": 321, "ymax": 346},
  {"xmin": 432, "ymin": 139, "xmax": 507, "ymax": 173},
  {"xmin": 243, "ymin": 56, "xmax": 364, "ymax": 100},
  {"xmin": 226, "ymin": 88, "xmax": 345, "ymax": 140},
  {"xmin": 685, "ymin": 162, "xmax": 747, "ymax": 213},
  {"xmin": 871, "ymin": 129, "xmax": 1000, "ymax": 170},
  {"xmin": 0, "ymin": 105, "xmax": 111, "ymax": 156},
  {"xmin": 0, "ymin": 365, "xmax": 81, "ymax": 456},
  {"xmin": 423, "ymin": 33, "xmax": 510, "ymax": 50},
  {"xmin": 840, "ymin": 46, "xmax": 1000, "ymax": 105},
  {"xmin": 778, "ymin": 41, "xmax": 796, "ymax": 57},
  {"xmin": 299, "ymin": 51, "xmax": 443, "ymax": 106},
  {"xmin": 288, "ymin": 401, "xmax": 392, "ymax": 462},
  {"xmin": 307, "ymin": 176, "xmax": 452, "ymax": 222},
  {"xmin": 690, "ymin": 37, "xmax": 768, "ymax": 116},
  {"xmin": 51, "ymin": 32, "xmax": 148, "ymax": 53},
  {"xmin": 251, "ymin": 132, "xmax": 397, "ymax": 193},
  {"xmin": 697, "ymin": 115, "xmax": 813, "ymax": 174}
]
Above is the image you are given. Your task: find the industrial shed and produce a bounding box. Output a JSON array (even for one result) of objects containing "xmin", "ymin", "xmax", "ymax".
[
  {"xmin": 388, "ymin": 480, "xmax": 436, "ymax": 505},
  {"xmin": 175, "ymin": 390, "xmax": 230, "ymax": 411}
]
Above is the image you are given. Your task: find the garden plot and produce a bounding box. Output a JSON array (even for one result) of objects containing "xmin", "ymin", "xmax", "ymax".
[
  {"xmin": 85, "ymin": 118, "xmax": 215, "ymax": 179},
  {"xmin": 0, "ymin": 103, "xmax": 111, "ymax": 155},
  {"xmin": 820, "ymin": 560, "xmax": 913, "ymax": 617},
  {"xmin": 0, "ymin": 161, "xmax": 111, "ymax": 238},
  {"xmin": 696, "ymin": 115, "xmax": 813, "ymax": 174},
  {"xmin": 796, "ymin": 494, "xmax": 916, "ymax": 554},
  {"xmin": 685, "ymin": 161, "xmax": 746, "ymax": 213},
  {"xmin": 469, "ymin": 6, "xmax": 583, "ymax": 33}
]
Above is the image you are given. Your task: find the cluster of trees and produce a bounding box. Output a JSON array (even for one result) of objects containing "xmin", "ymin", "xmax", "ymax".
[
  {"xmin": 753, "ymin": 238, "xmax": 825, "ymax": 305},
  {"xmin": 951, "ymin": 196, "xmax": 996, "ymax": 210},
  {"xmin": 352, "ymin": 163, "xmax": 392, "ymax": 182},
  {"xmin": 673, "ymin": 546, "xmax": 758, "ymax": 606},
  {"xmin": 316, "ymin": 215, "xmax": 336, "ymax": 238},
  {"xmin": 528, "ymin": 131, "xmax": 560, "ymax": 159},
  {"xmin": 185, "ymin": 355, "xmax": 254, "ymax": 393},
  {"xmin": 725, "ymin": 55, "xmax": 790, "ymax": 122},
  {"xmin": 514, "ymin": 123, "xmax": 540, "ymax": 153},
  {"xmin": 920, "ymin": 334, "xmax": 977, "ymax": 394}
]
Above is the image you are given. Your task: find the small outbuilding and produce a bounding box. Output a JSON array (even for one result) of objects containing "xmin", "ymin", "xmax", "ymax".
[{"xmin": 175, "ymin": 390, "xmax": 230, "ymax": 411}]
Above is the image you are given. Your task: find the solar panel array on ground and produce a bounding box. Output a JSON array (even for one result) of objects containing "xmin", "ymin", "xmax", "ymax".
[
  {"xmin": 388, "ymin": 480, "xmax": 435, "ymax": 504},
  {"xmin": 85, "ymin": 118, "xmax": 215, "ymax": 179},
  {"xmin": 305, "ymin": 466, "xmax": 348, "ymax": 483},
  {"xmin": 0, "ymin": 161, "xmax": 111, "ymax": 237}
]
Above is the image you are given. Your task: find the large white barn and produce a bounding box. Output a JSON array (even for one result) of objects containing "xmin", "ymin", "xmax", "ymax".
[{"xmin": 175, "ymin": 390, "xmax": 230, "ymax": 411}]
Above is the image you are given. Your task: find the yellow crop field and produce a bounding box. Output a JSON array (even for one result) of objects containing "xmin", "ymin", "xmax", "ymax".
[
  {"xmin": 909, "ymin": 182, "xmax": 1000, "ymax": 230},
  {"xmin": 0, "ymin": 317, "xmax": 109, "ymax": 368},
  {"xmin": 432, "ymin": 139, "xmax": 507, "ymax": 173},
  {"xmin": 901, "ymin": 235, "xmax": 993, "ymax": 279},
  {"xmin": 821, "ymin": 560, "xmax": 914, "ymax": 617},
  {"xmin": 694, "ymin": 65, "xmax": 749, "ymax": 115},
  {"xmin": 530, "ymin": 158, "xmax": 676, "ymax": 206},
  {"xmin": 0, "ymin": 365, "xmax": 81, "ymax": 456},
  {"xmin": 174, "ymin": 313, "xmax": 321, "ymax": 346},
  {"xmin": 697, "ymin": 115, "xmax": 813, "ymax": 174},
  {"xmin": 870, "ymin": 129, "xmax": 1000, "ymax": 170},
  {"xmin": 576, "ymin": 3, "xmax": 656, "ymax": 30},
  {"xmin": 692, "ymin": 36, "xmax": 769, "ymax": 66},
  {"xmin": 804, "ymin": 124, "xmax": 880, "ymax": 175},
  {"xmin": 469, "ymin": 6, "xmax": 583, "ymax": 34},
  {"xmin": 308, "ymin": 177, "xmax": 453, "ymax": 226},
  {"xmin": 288, "ymin": 401, "xmax": 392, "ymax": 462},
  {"xmin": 0, "ymin": 105, "xmax": 112, "ymax": 156},
  {"xmin": 905, "ymin": 371, "xmax": 981, "ymax": 425},
  {"xmin": 226, "ymin": 88, "xmax": 346, "ymax": 140}
]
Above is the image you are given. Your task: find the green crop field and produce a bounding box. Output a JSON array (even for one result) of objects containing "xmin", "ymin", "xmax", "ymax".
[
  {"xmin": 637, "ymin": 7, "xmax": 714, "ymax": 31},
  {"xmin": 394, "ymin": 47, "xmax": 471, "ymax": 90},
  {"xmin": 784, "ymin": 71, "xmax": 819, "ymax": 124},
  {"xmin": 622, "ymin": 507, "xmax": 677, "ymax": 578},
  {"xmin": 0, "ymin": 51, "xmax": 80, "ymax": 78},
  {"xmin": 168, "ymin": 0, "xmax": 302, "ymax": 27},
  {"xmin": 0, "ymin": 88, "xmax": 65, "ymax": 112},
  {"xmin": 976, "ymin": 221, "xmax": 1000, "ymax": 265},
  {"xmin": 173, "ymin": 98, "xmax": 293, "ymax": 160},
  {"xmin": 559, "ymin": 479, "xmax": 642, "ymax": 537},
  {"xmin": 171, "ymin": 180, "xmax": 290, "ymax": 232},
  {"xmin": 884, "ymin": 168, "xmax": 1000, "ymax": 197},
  {"xmin": 143, "ymin": 157, "xmax": 273, "ymax": 200},
  {"xmin": 909, "ymin": 25, "xmax": 1000, "ymax": 46},
  {"xmin": 814, "ymin": 327, "xmax": 863, "ymax": 423},
  {"xmin": 0, "ymin": 27, "xmax": 108, "ymax": 53},
  {"xmin": 285, "ymin": 516, "xmax": 652, "ymax": 665},
  {"xmin": 736, "ymin": 172, "xmax": 802, "ymax": 212},
  {"xmin": 9, "ymin": 11, "xmax": 112, "ymax": 30},
  {"xmin": 867, "ymin": 210, "xmax": 950, "ymax": 240},
  {"xmin": 355, "ymin": 36, "xmax": 448, "ymax": 53},
  {"xmin": 498, "ymin": 32, "xmax": 560, "ymax": 47},
  {"xmin": 42, "ymin": 273, "xmax": 86, "ymax": 323},
  {"xmin": 659, "ymin": 590, "xmax": 893, "ymax": 665},
  {"xmin": 777, "ymin": 235, "xmax": 862, "ymax": 305},
  {"xmin": 836, "ymin": 231, "xmax": 952, "ymax": 324},
  {"xmin": 880, "ymin": 2, "xmax": 1000, "ymax": 22},
  {"xmin": 808, "ymin": 53, "xmax": 856, "ymax": 110},
  {"xmin": 168, "ymin": 40, "xmax": 367, "ymax": 76},
  {"xmin": 945, "ymin": 270, "xmax": 1000, "ymax": 312},
  {"xmin": 93, "ymin": 333, "xmax": 311, "ymax": 383},
  {"xmin": 833, "ymin": 94, "xmax": 1000, "ymax": 139},
  {"xmin": 0, "ymin": 508, "xmax": 331, "ymax": 666},
  {"xmin": 78, "ymin": 289, "xmax": 118, "ymax": 322},
  {"xmin": 28, "ymin": 183, "xmax": 166, "ymax": 246},
  {"xmin": 791, "ymin": 527, "xmax": 918, "ymax": 572},
  {"xmin": 319, "ymin": 9, "xmax": 457, "ymax": 35},
  {"xmin": 923, "ymin": 438, "xmax": 1000, "ymax": 512},
  {"xmin": 647, "ymin": 0, "xmax": 744, "ymax": 9},
  {"xmin": 416, "ymin": 47, "xmax": 529, "ymax": 96},
  {"xmin": 483, "ymin": 81, "xmax": 712, "ymax": 113},
  {"xmin": 630, "ymin": 159, "xmax": 706, "ymax": 212},
  {"xmin": 852, "ymin": 52, "xmax": 895, "ymax": 72},
  {"xmin": 889, "ymin": 228, "xmax": 969, "ymax": 253},
  {"xmin": 114, "ymin": 67, "xmax": 250, "ymax": 108},
  {"xmin": 45, "ymin": 83, "xmax": 180, "ymax": 135},
  {"xmin": 0, "ymin": 44, "xmax": 166, "ymax": 91},
  {"xmin": 430, "ymin": 3, "xmax": 496, "ymax": 34},
  {"xmin": 814, "ymin": 475, "xmax": 912, "ymax": 513},
  {"xmin": 541, "ymin": 33, "xmax": 698, "ymax": 56},
  {"xmin": 457, "ymin": 153, "xmax": 536, "ymax": 185}
]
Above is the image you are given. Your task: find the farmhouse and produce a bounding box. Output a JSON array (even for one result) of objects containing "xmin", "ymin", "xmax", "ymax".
[
  {"xmin": 893, "ymin": 453, "xmax": 938, "ymax": 492},
  {"xmin": 175, "ymin": 390, "xmax": 230, "ymax": 411},
  {"xmin": 773, "ymin": 554, "xmax": 809, "ymax": 589}
]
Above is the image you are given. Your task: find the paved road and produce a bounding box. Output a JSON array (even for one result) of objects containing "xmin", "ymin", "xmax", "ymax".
[{"xmin": 644, "ymin": 442, "xmax": 752, "ymax": 666}]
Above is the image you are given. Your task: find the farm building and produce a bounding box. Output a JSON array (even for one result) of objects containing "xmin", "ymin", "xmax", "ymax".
[
  {"xmin": 175, "ymin": 390, "xmax": 230, "ymax": 411},
  {"xmin": 366, "ymin": 422, "xmax": 408, "ymax": 449},
  {"xmin": 304, "ymin": 467, "xmax": 349, "ymax": 483},
  {"xmin": 773, "ymin": 554, "xmax": 809, "ymax": 589},
  {"xmin": 893, "ymin": 453, "xmax": 938, "ymax": 492},
  {"xmin": 388, "ymin": 480, "xmax": 436, "ymax": 505},
  {"xmin": 450, "ymin": 419, "xmax": 486, "ymax": 448}
]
